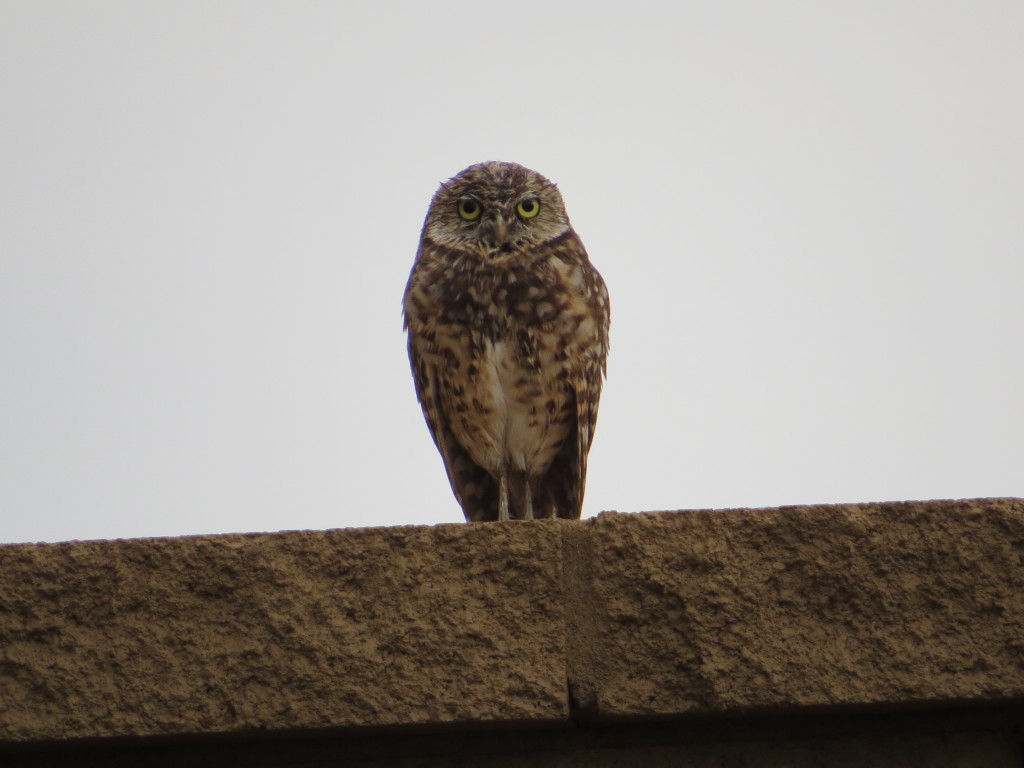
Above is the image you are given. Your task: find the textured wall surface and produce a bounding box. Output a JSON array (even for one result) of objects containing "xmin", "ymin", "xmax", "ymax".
[
  {"xmin": 0, "ymin": 523, "xmax": 569, "ymax": 740},
  {"xmin": 579, "ymin": 499, "xmax": 1024, "ymax": 716},
  {"xmin": 1, "ymin": 498, "xmax": 1023, "ymax": 765}
]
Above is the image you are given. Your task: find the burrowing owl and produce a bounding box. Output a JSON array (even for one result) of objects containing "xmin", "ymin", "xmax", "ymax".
[{"xmin": 403, "ymin": 162, "xmax": 609, "ymax": 522}]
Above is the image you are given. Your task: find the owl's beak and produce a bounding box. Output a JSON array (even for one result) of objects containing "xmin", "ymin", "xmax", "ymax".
[{"xmin": 491, "ymin": 215, "xmax": 509, "ymax": 247}]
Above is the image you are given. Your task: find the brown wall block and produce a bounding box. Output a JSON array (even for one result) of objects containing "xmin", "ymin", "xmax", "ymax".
[
  {"xmin": 582, "ymin": 498, "xmax": 1024, "ymax": 716},
  {"xmin": 0, "ymin": 523, "xmax": 568, "ymax": 741}
]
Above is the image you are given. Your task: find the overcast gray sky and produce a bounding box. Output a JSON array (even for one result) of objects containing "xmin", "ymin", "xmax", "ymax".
[{"xmin": 2, "ymin": 2, "xmax": 1022, "ymax": 544}]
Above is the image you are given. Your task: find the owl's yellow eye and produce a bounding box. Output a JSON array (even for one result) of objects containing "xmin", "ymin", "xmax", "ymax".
[
  {"xmin": 517, "ymin": 198, "xmax": 540, "ymax": 219},
  {"xmin": 457, "ymin": 199, "xmax": 481, "ymax": 221}
]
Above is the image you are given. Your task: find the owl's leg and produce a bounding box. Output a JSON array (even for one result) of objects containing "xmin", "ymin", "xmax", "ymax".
[
  {"xmin": 523, "ymin": 477, "xmax": 534, "ymax": 520},
  {"xmin": 497, "ymin": 471, "xmax": 510, "ymax": 522}
]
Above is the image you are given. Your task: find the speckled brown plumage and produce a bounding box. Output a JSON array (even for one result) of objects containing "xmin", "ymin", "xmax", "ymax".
[{"xmin": 404, "ymin": 162, "xmax": 609, "ymax": 522}]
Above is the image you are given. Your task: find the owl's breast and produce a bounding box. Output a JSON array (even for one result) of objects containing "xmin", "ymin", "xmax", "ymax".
[
  {"xmin": 437, "ymin": 333, "xmax": 575, "ymax": 477},
  {"xmin": 420, "ymin": 257, "xmax": 569, "ymax": 340},
  {"xmin": 405, "ymin": 240, "xmax": 606, "ymax": 477}
]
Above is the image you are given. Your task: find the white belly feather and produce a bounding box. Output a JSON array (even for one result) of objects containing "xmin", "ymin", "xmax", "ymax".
[{"xmin": 449, "ymin": 338, "xmax": 569, "ymax": 478}]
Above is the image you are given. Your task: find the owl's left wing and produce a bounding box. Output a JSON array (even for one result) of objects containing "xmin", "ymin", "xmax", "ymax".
[{"xmin": 542, "ymin": 266, "xmax": 610, "ymax": 520}]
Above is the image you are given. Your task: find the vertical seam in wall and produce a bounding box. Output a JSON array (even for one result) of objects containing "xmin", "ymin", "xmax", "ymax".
[{"xmin": 561, "ymin": 518, "xmax": 603, "ymax": 721}]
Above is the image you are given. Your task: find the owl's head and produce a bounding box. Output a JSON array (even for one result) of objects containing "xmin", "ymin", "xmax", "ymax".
[{"xmin": 422, "ymin": 162, "xmax": 571, "ymax": 256}]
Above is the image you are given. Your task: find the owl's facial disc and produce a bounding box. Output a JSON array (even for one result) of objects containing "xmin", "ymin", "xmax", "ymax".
[
  {"xmin": 424, "ymin": 161, "xmax": 569, "ymax": 255},
  {"xmin": 463, "ymin": 199, "xmax": 548, "ymax": 253}
]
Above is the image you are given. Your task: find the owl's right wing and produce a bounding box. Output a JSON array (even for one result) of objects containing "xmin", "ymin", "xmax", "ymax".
[{"xmin": 406, "ymin": 337, "xmax": 498, "ymax": 522}]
